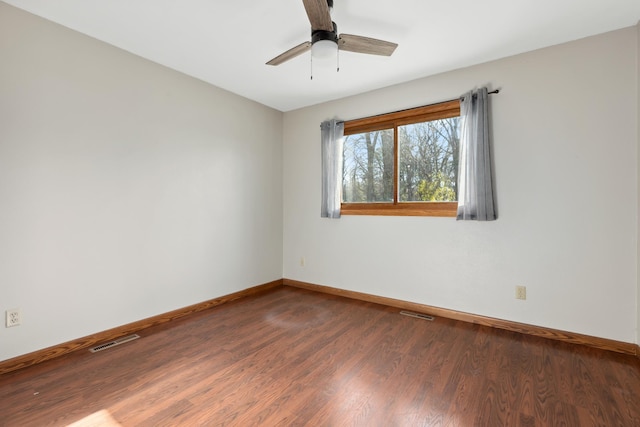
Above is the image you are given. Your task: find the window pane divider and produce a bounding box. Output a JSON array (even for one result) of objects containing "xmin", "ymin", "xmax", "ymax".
[{"xmin": 393, "ymin": 125, "xmax": 399, "ymax": 204}]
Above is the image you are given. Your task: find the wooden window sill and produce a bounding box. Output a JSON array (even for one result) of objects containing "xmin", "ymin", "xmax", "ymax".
[{"xmin": 341, "ymin": 202, "xmax": 457, "ymax": 217}]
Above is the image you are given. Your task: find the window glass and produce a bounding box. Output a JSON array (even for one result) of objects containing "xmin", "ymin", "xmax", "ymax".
[
  {"xmin": 398, "ymin": 117, "xmax": 459, "ymax": 202},
  {"xmin": 342, "ymin": 128, "xmax": 394, "ymax": 203}
]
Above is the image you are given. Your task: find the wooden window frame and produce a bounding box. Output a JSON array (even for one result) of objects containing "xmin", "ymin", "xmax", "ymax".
[{"xmin": 341, "ymin": 100, "xmax": 460, "ymax": 217}]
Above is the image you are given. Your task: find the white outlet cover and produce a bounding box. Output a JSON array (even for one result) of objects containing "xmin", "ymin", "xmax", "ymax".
[{"xmin": 6, "ymin": 309, "xmax": 20, "ymax": 327}]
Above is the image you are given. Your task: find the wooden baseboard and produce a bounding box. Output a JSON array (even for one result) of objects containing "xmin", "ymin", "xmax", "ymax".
[
  {"xmin": 3, "ymin": 277, "xmax": 637, "ymax": 376},
  {"xmin": 0, "ymin": 279, "xmax": 283, "ymax": 376},
  {"xmin": 283, "ymin": 278, "xmax": 638, "ymax": 356}
]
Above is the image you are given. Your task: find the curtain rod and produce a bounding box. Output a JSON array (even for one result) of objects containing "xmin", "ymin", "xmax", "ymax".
[
  {"xmin": 459, "ymin": 89, "xmax": 500, "ymax": 102},
  {"xmin": 331, "ymin": 89, "xmax": 500, "ymax": 126}
]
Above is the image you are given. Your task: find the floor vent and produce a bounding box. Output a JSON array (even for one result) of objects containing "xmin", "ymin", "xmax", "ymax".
[
  {"xmin": 89, "ymin": 334, "xmax": 140, "ymax": 353},
  {"xmin": 400, "ymin": 311, "xmax": 435, "ymax": 321}
]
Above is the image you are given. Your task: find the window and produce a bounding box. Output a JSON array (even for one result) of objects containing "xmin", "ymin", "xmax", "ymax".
[{"xmin": 341, "ymin": 100, "xmax": 460, "ymax": 216}]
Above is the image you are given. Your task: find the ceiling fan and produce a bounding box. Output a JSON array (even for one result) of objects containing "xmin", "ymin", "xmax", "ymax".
[{"xmin": 266, "ymin": 0, "xmax": 398, "ymax": 66}]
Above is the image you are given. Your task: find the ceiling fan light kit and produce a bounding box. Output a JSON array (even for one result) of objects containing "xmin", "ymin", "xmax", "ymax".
[
  {"xmin": 311, "ymin": 39, "xmax": 338, "ymax": 58},
  {"xmin": 311, "ymin": 22, "xmax": 338, "ymax": 58},
  {"xmin": 266, "ymin": 0, "xmax": 397, "ymax": 71}
]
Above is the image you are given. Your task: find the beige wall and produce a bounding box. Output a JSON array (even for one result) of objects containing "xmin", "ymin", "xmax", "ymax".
[
  {"xmin": 637, "ymin": 20, "xmax": 640, "ymax": 347},
  {"xmin": 0, "ymin": 3, "xmax": 284, "ymax": 361},
  {"xmin": 283, "ymin": 27, "xmax": 639, "ymax": 343}
]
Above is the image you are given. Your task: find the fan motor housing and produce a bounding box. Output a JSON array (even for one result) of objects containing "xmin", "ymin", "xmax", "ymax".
[{"xmin": 311, "ymin": 22, "xmax": 338, "ymax": 45}]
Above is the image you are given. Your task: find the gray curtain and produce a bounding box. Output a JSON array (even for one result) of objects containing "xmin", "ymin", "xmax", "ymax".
[
  {"xmin": 320, "ymin": 119, "xmax": 344, "ymax": 218},
  {"xmin": 457, "ymin": 87, "xmax": 496, "ymax": 221}
]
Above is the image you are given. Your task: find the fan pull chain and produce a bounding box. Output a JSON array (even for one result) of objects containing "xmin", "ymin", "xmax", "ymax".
[{"xmin": 310, "ymin": 45, "xmax": 341, "ymax": 79}]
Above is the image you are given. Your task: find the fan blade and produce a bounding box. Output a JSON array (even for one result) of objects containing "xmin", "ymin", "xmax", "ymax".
[
  {"xmin": 302, "ymin": 0, "xmax": 333, "ymax": 31},
  {"xmin": 266, "ymin": 42, "xmax": 312, "ymax": 66},
  {"xmin": 338, "ymin": 34, "xmax": 397, "ymax": 56}
]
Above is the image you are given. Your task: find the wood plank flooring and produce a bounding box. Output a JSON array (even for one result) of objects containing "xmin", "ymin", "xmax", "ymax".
[{"xmin": 0, "ymin": 286, "xmax": 639, "ymax": 426}]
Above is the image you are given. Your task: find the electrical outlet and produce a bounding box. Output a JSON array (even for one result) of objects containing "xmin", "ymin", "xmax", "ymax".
[
  {"xmin": 6, "ymin": 309, "xmax": 21, "ymax": 327},
  {"xmin": 300, "ymin": 257, "xmax": 306, "ymax": 267},
  {"xmin": 515, "ymin": 286, "xmax": 527, "ymax": 300}
]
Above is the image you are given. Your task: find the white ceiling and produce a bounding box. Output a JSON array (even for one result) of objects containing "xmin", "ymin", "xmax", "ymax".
[{"xmin": 4, "ymin": 0, "xmax": 640, "ymax": 112}]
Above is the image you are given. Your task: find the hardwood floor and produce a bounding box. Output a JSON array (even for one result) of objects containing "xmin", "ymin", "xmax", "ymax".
[{"xmin": 1, "ymin": 286, "xmax": 639, "ymax": 426}]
